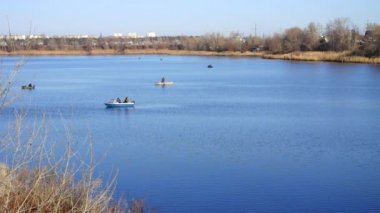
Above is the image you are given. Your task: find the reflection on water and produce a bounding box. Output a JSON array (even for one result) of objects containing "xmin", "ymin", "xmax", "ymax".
[
  {"xmin": 104, "ymin": 107, "xmax": 134, "ymax": 114},
  {"xmin": 2, "ymin": 55, "xmax": 380, "ymax": 212}
]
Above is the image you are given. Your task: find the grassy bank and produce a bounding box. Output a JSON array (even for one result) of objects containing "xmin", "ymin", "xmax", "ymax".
[
  {"xmin": 1, "ymin": 49, "xmax": 379, "ymax": 64},
  {"xmin": 262, "ymin": 51, "xmax": 380, "ymax": 64}
]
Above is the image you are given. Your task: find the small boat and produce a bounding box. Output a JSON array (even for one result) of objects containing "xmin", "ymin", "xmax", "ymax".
[
  {"xmin": 155, "ymin": 81, "xmax": 174, "ymax": 86},
  {"xmin": 207, "ymin": 64, "xmax": 213, "ymax": 68},
  {"xmin": 105, "ymin": 99, "xmax": 135, "ymax": 107},
  {"xmin": 22, "ymin": 84, "xmax": 35, "ymax": 90}
]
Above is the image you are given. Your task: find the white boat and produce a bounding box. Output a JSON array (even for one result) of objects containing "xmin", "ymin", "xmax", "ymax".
[
  {"xmin": 105, "ymin": 99, "xmax": 135, "ymax": 107},
  {"xmin": 155, "ymin": 81, "xmax": 174, "ymax": 86}
]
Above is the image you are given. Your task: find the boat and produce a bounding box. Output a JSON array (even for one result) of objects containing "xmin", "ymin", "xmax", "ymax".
[
  {"xmin": 105, "ymin": 99, "xmax": 135, "ymax": 107},
  {"xmin": 21, "ymin": 84, "xmax": 35, "ymax": 90},
  {"xmin": 155, "ymin": 81, "xmax": 174, "ymax": 86}
]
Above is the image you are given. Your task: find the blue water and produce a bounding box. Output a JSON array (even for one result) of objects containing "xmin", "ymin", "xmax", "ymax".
[{"xmin": 1, "ymin": 55, "xmax": 380, "ymax": 212}]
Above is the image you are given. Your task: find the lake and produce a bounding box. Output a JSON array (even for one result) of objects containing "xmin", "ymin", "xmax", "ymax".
[{"xmin": 1, "ymin": 55, "xmax": 380, "ymax": 212}]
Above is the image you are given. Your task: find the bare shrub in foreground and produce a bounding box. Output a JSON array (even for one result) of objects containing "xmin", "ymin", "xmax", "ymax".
[{"xmin": 0, "ymin": 111, "xmax": 128, "ymax": 212}]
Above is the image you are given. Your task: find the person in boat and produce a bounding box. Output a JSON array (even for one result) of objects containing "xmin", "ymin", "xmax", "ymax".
[
  {"xmin": 124, "ymin": 97, "xmax": 129, "ymax": 103},
  {"xmin": 161, "ymin": 77, "xmax": 165, "ymax": 83},
  {"xmin": 28, "ymin": 83, "xmax": 33, "ymax": 87},
  {"xmin": 116, "ymin": 97, "xmax": 121, "ymax": 103}
]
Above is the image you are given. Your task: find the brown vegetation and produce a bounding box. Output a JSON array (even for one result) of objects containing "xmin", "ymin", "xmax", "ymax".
[
  {"xmin": 0, "ymin": 107, "xmax": 127, "ymax": 212},
  {"xmin": 262, "ymin": 51, "xmax": 380, "ymax": 64},
  {"xmin": 1, "ymin": 49, "xmax": 379, "ymax": 64}
]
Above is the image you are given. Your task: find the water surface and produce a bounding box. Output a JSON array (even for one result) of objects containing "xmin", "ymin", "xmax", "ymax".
[{"xmin": 1, "ymin": 55, "xmax": 380, "ymax": 212}]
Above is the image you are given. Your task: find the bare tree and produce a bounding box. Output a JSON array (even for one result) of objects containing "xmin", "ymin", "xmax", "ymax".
[
  {"xmin": 361, "ymin": 23, "xmax": 380, "ymax": 57},
  {"xmin": 265, "ymin": 33, "xmax": 283, "ymax": 53},
  {"xmin": 325, "ymin": 18, "xmax": 352, "ymax": 51},
  {"xmin": 83, "ymin": 38, "xmax": 94, "ymax": 54},
  {"xmin": 282, "ymin": 27, "xmax": 304, "ymax": 52},
  {"xmin": 224, "ymin": 32, "xmax": 243, "ymax": 52},
  {"xmin": 47, "ymin": 38, "xmax": 58, "ymax": 50},
  {"xmin": 302, "ymin": 22, "xmax": 321, "ymax": 51}
]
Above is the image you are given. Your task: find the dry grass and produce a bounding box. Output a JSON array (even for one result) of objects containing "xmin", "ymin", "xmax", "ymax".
[
  {"xmin": 2, "ymin": 49, "xmax": 379, "ymax": 64},
  {"xmin": 0, "ymin": 112, "xmax": 129, "ymax": 213},
  {"xmin": 262, "ymin": 51, "xmax": 380, "ymax": 64},
  {"xmin": 0, "ymin": 167, "xmax": 116, "ymax": 212}
]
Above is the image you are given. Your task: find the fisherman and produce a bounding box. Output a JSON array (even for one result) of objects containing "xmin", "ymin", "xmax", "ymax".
[
  {"xmin": 124, "ymin": 97, "xmax": 129, "ymax": 103},
  {"xmin": 28, "ymin": 83, "xmax": 32, "ymax": 87},
  {"xmin": 161, "ymin": 77, "xmax": 165, "ymax": 83},
  {"xmin": 116, "ymin": 97, "xmax": 121, "ymax": 103}
]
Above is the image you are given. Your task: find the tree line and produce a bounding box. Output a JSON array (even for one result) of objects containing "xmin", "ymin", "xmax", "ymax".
[{"xmin": 1, "ymin": 18, "xmax": 379, "ymax": 57}]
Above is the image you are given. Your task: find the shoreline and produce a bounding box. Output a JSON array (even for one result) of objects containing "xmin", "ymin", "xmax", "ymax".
[
  {"xmin": 0, "ymin": 49, "xmax": 263, "ymax": 57},
  {"xmin": 1, "ymin": 49, "xmax": 379, "ymax": 64}
]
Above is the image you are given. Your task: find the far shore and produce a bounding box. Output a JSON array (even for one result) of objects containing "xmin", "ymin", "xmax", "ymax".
[{"xmin": 1, "ymin": 49, "xmax": 379, "ymax": 64}]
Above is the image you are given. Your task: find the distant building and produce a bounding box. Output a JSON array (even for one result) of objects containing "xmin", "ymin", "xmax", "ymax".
[
  {"xmin": 146, "ymin": 32, "xmax": 156, "ymax": 38},
  {"xmin": 320, "ymin": 35, "xmax": 328, "ymax": 43},
  {"xmin": 251, "ymin": 45, "xmax": 264, "ymax": 51},
  {"xmin": 113, "ymin": 33, "xmax": 123, "ymax": 37},
  {"xmin": 128, "ymin": 32, "xmax": 138, "ymax": 38},
  {"xmin": 60, "ymin": 35, "xmax": 90, "ymax": 39},
  {"xmin": 7, "ymin": 35, "xmax": 26, "ymax": 40},
  {"xmin": 28, "ymin": 34, "xmax": 43, "ymax": 39}
]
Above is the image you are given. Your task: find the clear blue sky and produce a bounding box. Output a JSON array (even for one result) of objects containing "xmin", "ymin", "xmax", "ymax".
[{"xmin": 1, "ymin": 0, "xmax": 379, "ymax": 36}]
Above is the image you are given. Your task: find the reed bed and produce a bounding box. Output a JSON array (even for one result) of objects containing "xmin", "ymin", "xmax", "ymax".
[
  {"xmin": 2, "ymin": 49, "xmax": 379, "ymax": 64},
  {"xmin": 262, "ymin": 51, "xmax": 380, "ymax": 64}
]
